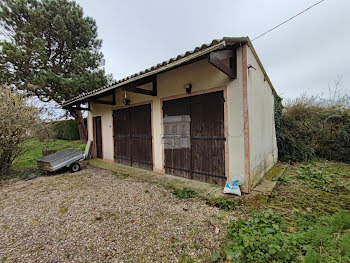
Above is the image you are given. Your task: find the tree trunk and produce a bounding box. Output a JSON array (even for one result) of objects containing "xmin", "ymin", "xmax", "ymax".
[{"xmin": 69, "ymin": 109, "xmax": 88, "ymax": 142}]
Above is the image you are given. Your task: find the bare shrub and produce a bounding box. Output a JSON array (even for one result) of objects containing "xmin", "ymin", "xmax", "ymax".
[{"xmin": 0, "ymin": 87, "xmax": 45, "ymax": 175}]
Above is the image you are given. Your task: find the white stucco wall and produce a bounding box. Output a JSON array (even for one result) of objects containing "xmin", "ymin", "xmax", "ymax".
[
  {"xmin": 246, "ymin": 46, "xmax": 278, "ymax": 187},
  {"xmin": 226, "ymin": 47, "xmax": 246, "ymax": 184},
  {"xmin": 87, "ymin": 103, "xmax": 114, "ymax": 161}
]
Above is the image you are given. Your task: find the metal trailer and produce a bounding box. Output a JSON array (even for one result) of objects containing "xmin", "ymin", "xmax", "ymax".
[{"xmin": 37, "ymin": 148, "xmax": 85, "ymax": 173}]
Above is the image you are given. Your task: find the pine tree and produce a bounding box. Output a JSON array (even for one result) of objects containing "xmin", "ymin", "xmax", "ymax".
[{"xmin": 0, "ymin": 0, "xmax": 110, "ymax": 141}]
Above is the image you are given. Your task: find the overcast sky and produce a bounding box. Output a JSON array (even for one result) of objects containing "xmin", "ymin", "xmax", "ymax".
[{"xmin": 74, "ymin": 0, "xmax": 350, "ymax": 100}]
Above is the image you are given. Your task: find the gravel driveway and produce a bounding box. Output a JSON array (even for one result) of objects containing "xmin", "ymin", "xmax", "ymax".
[{"xmin": 0, "ymin": 166, "xmax": 237, "ymax": 263}]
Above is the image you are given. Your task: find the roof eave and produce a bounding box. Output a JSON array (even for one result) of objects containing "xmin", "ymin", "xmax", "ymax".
[
  {"xmin": 62, "ymin": 40, "xmax": 228, "ymax": 108},
  {"xmin": 62, "ymin": 36, "xmax": 276, "ymax": 108}
]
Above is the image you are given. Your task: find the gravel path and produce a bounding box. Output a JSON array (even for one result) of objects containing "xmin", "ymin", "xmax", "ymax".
[{"xmin": 0, "ymin": 166, "xmax": 237, "ymax": 262}]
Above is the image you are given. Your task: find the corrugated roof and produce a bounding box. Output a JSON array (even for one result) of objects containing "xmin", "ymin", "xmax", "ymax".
[{"xmin": 62, "ymin": 36, "xmax": 274, "ymax": 107}]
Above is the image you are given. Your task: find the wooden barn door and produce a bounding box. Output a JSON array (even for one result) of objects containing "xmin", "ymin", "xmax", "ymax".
[
  {"xmin": 130, "ymin": 105, "xmax": 153, "ymax": 170},
  {"xmin": 163, "ymin": 91, "xmax": 226, "ymax": 185},
  {"xmin": 113, "ymin": 108, "xmax": 131, "ymax": 166},
  {"xmin": 113, "ymin": 104, "xmax": 153, "ymax": 170},
  {"xmin": 163, "ymin": 97, "xmax": 191, "ymax": 179},
  {"xmin": 190, "ymin": 92, "xmax": 226, "ymax": 185},
  {"xmin": 93, "ymin": 116, "xmax": 103, "ymax": 159}
]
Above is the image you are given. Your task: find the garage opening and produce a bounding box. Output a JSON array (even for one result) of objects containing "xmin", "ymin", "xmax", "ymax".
[
  {"xmin": 113, "ymin": 104, "xmax": 153, "ymax": 170},
  {"xmin": 163, "ymin": 91, "xmax": 226, "ymax": 185}
]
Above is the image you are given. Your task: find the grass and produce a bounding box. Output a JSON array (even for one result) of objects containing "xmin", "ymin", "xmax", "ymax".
[
  {"xmin": 9, "ymin": 139, "xmax": 86, "ymax": 179},
  {"xmin": 13, "ymin": 139, "xmax": 85, "ymax": 170}
]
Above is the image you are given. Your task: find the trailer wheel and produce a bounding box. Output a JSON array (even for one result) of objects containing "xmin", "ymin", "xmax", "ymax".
[{"xmin": 70, "ymin": 163, "xmax": 80, "ymax": 173}]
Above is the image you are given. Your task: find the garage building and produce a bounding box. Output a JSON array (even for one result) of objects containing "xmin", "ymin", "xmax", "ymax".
[{"xmin": 63, "ymin": 37, "xmax": 278, "ymax": 193}]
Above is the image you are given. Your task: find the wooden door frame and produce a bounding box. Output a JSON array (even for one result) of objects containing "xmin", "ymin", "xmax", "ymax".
[
  {"xmin": 160, "ymin": 86, "xmax": 229, "ymax": 181},
  {"xmin": 112, "ymin": 101, "xmax": 154, "ymax": 169},
  {"xmin": 92, "ymin": 114, "xmax": 103, "ymax": 159}
]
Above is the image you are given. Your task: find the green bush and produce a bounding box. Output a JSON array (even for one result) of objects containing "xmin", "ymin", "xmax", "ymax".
[
  {"xmin": 275, "ymin": 94, "xmax": 350, "ymax": 163},
  {"xmin": 50, "ymin": 119, "xmax": 86, "ymax": 140}
]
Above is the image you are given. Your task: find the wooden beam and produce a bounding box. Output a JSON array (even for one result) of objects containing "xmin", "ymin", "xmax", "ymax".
[
  {"xmin": 211, "ymin": 50, "xmax": 233, "ymax": 60},
  {"xmin": 76, "ymin": 89, "xmax": 115, "ymax": 105},
  {"xmin": 209, "ymin": 49, "xmax": 237, "ymax": 79},
  {"xmin": 124, "ymin": 75, "xmax": 157, "ymax": 96},
  {"xmin": 91, "ymin": 99, "xmax": 113, "ymax": 105},
  {"xmin": 64, "ymin": 102, "xmax": 91, "ymax": 111},
  {"xmin": 126, "ymin": 86, "xmax": 154, "ymax": 96},
  {"xmin": 152, "ymin": 76, "xmax": 157, "ymax": 96},
  {"xmin": 230, "ymin": 49, "xmax": 237, "ymax": 77},
  {"xmin": 91, "ymin": 93, "xmax": 116, "ymax": 105}
]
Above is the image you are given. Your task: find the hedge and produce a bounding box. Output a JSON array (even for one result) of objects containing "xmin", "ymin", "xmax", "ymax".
[
  {"xmin": 275, "ymin": 94, "xmax": 350, "ymax": 163},
  {"xmin": 50, "ymin": 119, "xmax": 86, "ymax": 140}
]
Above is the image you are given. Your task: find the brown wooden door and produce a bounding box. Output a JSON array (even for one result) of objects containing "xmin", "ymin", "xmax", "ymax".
[
  {"xmin": 163, "ymin": 91, "xmax": 226, "ymax": 185},
  {"xmin": 113, "ymin": 108, "xmax": 131, "ymax": 165},
  {"xmin": 163, "ymin": 97, "xmax": 191, "ymax": 179},
  {"xmin": 93, "ymin": 116, "xmax": 103, "ymax": 159},
  {"xmin": 113, "ymin": 104, "xmax": 153, "ymax": 170}
]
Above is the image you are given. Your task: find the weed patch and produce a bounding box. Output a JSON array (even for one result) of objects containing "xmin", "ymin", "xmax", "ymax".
[
  {"xmin": 220, "ymin": 209, "xmax": 350, "ymax": 263},
  {"xmin": 171, "ymin": 187, "xmax": 198, "ymax": 199},
  {"xmin": 58, "ymin": 207, "xmax": 68, "ymax": 214},
  {"xmin": 271, "ymin": 161, "xmax": 350, "ymax": 215},
  {"xmin": 280, "ymin": 164, "xmax": 347, "ymax": 192},
  {"xmin": 179, "ymin": 253, "xmax": 195, "ymax": 263},
  {"xmin": 207, "ymin": 197, "xmax": 239, "ymax": 211},
  {"xmin": 111, "ymin": 171, "xmax": 130, "ymax": 179},
  {"xmin": 223, "ymin": 209, "xmax": 297, "ymax": 262},
  {"xmin": 1, "ymin": 224, "xmax": 9, "ymax": 230}
]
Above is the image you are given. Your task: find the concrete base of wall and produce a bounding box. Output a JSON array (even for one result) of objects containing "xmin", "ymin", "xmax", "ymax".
[
  {"xmin": 250, "ymin": 152, "xmax": 278, "ymax": 189},
  {"xmin": 86, "ymin": 159, "xmax": 230, "ymax": 199},
  {"xmin": 85, "ymin": 159, "xmax": 285, "ymax": 198},
  {"xmin": 250, "ymin": 162, "xmax": 287, "ymax": 196}
]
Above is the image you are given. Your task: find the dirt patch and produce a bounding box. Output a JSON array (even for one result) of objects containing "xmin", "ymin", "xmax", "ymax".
[{"xmin": 0, "ymin": 166, "xmax": 238, "ymax": 263}]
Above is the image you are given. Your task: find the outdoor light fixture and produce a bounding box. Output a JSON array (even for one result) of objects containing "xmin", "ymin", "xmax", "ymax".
[
  {"xmin": 122, "ymin": 90, "xmax": 130, "ymax": 105},
  {"xmin": 248, "ymin": 64, "xmax": 256, "ymax": 71},
  {"xmin": 184, "ymin": 84, "xmax": 192, "ymax": 94}
]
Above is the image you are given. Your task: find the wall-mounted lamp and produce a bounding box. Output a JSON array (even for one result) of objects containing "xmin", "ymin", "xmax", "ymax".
[
  {"xmin": 184, "ymin": 84, "xmax": 192, "ymax": 94},
  {"xmin": 122, "ymin": 90, "xmax": 130, "ymax": 105},
  {"xmin": 248, "ymin": 64, "xmax": 256, "ymax": 70}
]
